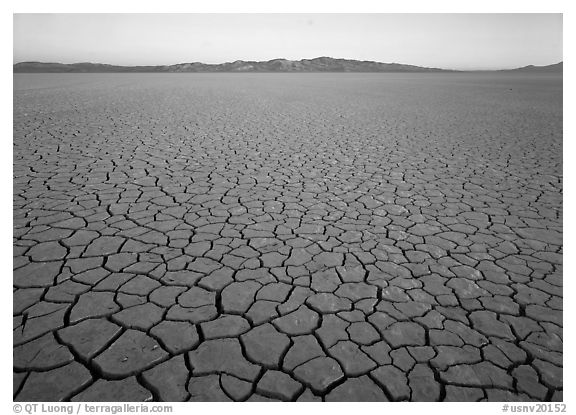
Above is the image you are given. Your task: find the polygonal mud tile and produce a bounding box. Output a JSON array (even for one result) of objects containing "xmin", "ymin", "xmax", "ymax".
[
  {"xmin": 293, "ymin": 356, "xmax": 344, "ymax": 394},
  {"xmin": 58, "ymin": 318, "xmax": 122, "ymax": 360},
  {"xmin": 382, "ymin": 321, "xmax": 426, "ymax": 348},
  {"xmin": 407, "ymin": 346, "xmax": 435, "ymax": 363},
  {"xmin": 13, "ymin": 288, "xmax": 45, "ymax": 314},
  {"xmin": 112, "ymin": 302, "xmax": 164, "ymax": 330},
  {"xmin": 45, "ymin": 279, "xmax": 91, "ymax": 302},
  {"xmin": 188, "ymin": 375, "xmax": 232, "ymax": 402},
  {"xmin": 394, "ymin": 301, "xmax": 432, "ymax": 318},
  {"xmin": 166, "ymin": 304, "xmax": 218, "ymax": 324},
  {"xmin": 72, "ymin": 377, "xmax": 153, "ymax": 402},
  {"xmin": 310, "ymin": 268, "xmax": 341, "ymax": 293},
  {"xmin": 178, "ymin": 286, "xmax": 216, "ymax": 308},
  {"xmin": 188, "ymin": 338, "xmax": 260, "ymax": 382},
  {"xmin": 328, "ymin": 340, "xmax": 376, "ymax": 376},
  {"xmin": 444, "ymin": 385, "xmax": 484, "ymax": 402},
  {"xmin": 93, "ymin": 329, "xmax": 168, "ymax": 378},
  {"xmin": 272, "ymin": 305, "xmax": 319, "ymax": 335},
  {"xmin": 533, "ymin": 359, "xmax": 562, "ymax": 389},
  {"xmin": 14, "ymin": 261, "xmax": 63, "ymax": 288},
  {"xmin": 241, "ymin": 323, "xmax": 290, "ymax": 369},
  {"xmin": 150, "ymin": 320, "xmax": 199, "ymax": 354},
  {"xmin": 305, "ymin": 292, "xmax": 352, "ymax": 313},
  {"xmin": 409, "ymin": 363, "xmax": 441, "ymax": 401},
  {"xmin": 161, "ymin": 270, "xmax": 203, "ymax": 287},
  {"xmin": 70, "ymin": 291, "xmax": 119, "ymax": 323},
  {"xmin": 469, "ymin": 310, "xmax": 515, "ymax": 340},
  {"xmin": 296, "ymin": 388, "xmax": 322, "ymax": 402},
  {"xmin": 16, "ymin": 361, "xmax": 92, "ymax": 402},
  {"xmin": 440, "ymin": 362, "xmax": 513, "ymax": 389},
  {"xmin": 105, "ymin": 253, "xmax": 138, "ymax": 272},
  {"xmin": 283, "ymin": 334, "xmax": 325, "ymax": 371},
  {"xmin": 325, "ymin": 376, "xmax": 388, "ymax": 402},
  {"xmin": 142, "ymin": 355, "xmax": 189, "ymax": 402},
  {"xmin": 347, "ymin": 321, "xmax": 380, "ymax": 345},
  {"xmin": 201, "ymin": 315, "xmax": 251, "ymax": 340},
  {"xmin": 149, "ymin": 285, "xmax": 187, "ymax": 307},
  {"xmin": 221, "ymin": 374, "xmax": 252, "ymax": 401},
  {"xmin": 484, "ymin": 390, "xmax": 536, "ymax": 402},
  {"xmin": 84, "ymin": 236, "xmax": 125, "ymax": 257},
  {"xmin": 92, "ymin": 272, "xmax": 134, "ymax": 292},
  {"xmin": 28, "ymin": 241, "xmax": 67, "ymax": 262},
  {"xmin": 256, "ymin": 282, "xmax": 292, "ymax": 302},
  {"xmin": 430, "ymin": 345, "xmax": 482, "ymax": 370},
  {"xmin": 316, "ymin": 314, "xmax": 350, "ymax": 348},
  {"xmin": 391, "ymin": 348, "xmax": 416, "ymax": 372},
  {"xmin": 335, "ymin": 282, "xmax": 377, "ymax": 301},
  {"xmin": 221, "ymin": 281, "xmax": 261, "ymax": 314},
  {"xmin": 256, "ymin": 370, "xmax": 303, "ymax": 401},
  {"xmin": 197, "ymin": 267, "xmax": 235, "ymax": 291},
  {"xmin": 512, "ymin": 365, "xmax": 548, "ymax": 400},
  {"xmin": 14, "ymin": 301, "xmax": 69, "ymax": 345},
  {"xmin": 246, "ymin": 300, "xmax": 279, "ymax": 325},
  {"xmin": 236, "ymin": 268, "xmax": 276, "ymax": 284},
  {"xmin": 14, "ymin": 332, "xmax": 74, "ymax": 370},
  {"xmin": 371, "ymin": 365, "xmax": 410, "ymax": 401},
  {"xmin": 119, "ymin": 275, "xmax": 161, "ymax": 296},
  {"xmin": 246, "ymin": 394, "xmax": 282, "ymax": 402},
  {"xmin": 362, "ymin": 341, "xmax": 392, "ymax": 365}
]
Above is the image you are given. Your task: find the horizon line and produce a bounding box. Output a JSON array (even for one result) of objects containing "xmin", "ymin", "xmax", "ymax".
[{"xmin": 12, "ymin": 57, "xmax": 564, "ymax": 72}]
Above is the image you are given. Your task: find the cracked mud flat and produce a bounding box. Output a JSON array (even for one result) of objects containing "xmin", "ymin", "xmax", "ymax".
[{"xmin": 13, "ymin": 73, "xmax": 562, "ymax": 402}]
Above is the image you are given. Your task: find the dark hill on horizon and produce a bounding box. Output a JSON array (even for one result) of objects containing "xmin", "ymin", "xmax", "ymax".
[{"xmin": 500, "ymin": 62, "xmax": 563, "ymax": 73}]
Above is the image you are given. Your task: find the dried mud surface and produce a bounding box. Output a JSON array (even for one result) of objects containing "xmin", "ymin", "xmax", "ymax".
[{"xmin": 13, "ymin": 73, "xmax": 562, "ymax": 402}]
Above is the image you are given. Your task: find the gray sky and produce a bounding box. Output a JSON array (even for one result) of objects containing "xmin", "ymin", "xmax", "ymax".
[{"xmin": 13, "ymin": 14, "xmax": 562, "ymax": 70}]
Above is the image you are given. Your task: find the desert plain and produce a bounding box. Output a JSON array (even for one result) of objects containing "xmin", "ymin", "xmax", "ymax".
[{"xmin": 13, "ymin": 73, "xmax": 562, "ymax": 401}]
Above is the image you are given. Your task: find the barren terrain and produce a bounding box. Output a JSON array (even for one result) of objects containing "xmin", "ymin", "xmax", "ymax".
[{"xmin": 13, "ymin": 73, "xmax": 563, "ymax": 402}]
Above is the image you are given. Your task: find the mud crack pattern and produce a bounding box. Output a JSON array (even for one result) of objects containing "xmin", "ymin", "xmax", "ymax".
[{"xmin": 13, "ymin": 73, "xmax": 562, "ymax": 402}]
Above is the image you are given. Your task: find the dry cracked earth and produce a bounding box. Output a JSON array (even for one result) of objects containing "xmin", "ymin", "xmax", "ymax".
[{"xmin": 13, "ymin": 73, "xmax": 562, "ymax": 402}]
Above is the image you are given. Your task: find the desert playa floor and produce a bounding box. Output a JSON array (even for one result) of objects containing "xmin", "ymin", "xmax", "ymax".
[{"xmin": 13, "ymin": 73, "xmax": 562, "ymax": 402}]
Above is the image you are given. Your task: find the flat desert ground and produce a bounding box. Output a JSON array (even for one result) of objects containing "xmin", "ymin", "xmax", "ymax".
[{"xmin": 13, "ymin": 73, "xmax": 562, "ymax": 402}]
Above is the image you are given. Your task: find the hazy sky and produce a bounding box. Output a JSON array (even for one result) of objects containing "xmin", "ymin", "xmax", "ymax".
[{"xmin": 13, "ymin": 14, "xmax": 562, "ymax": 70}]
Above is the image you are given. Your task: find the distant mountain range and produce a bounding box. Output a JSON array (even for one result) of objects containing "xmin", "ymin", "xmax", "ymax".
[
  {"xmin": 501, "ymin": 62, "xmax": 563, "ymax": 73},
  {"xmin": 13, "ymin": 57, "xmax": 563, "ymax": 73},
  {"xmin": 13, "ymin": 57, "xmax": 451, "ymax": 73}
]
